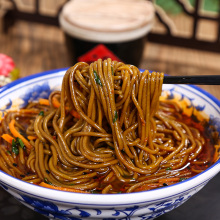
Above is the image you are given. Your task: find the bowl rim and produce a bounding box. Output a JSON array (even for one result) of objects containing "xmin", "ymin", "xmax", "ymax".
[{"xmin": 0, "ymin": 68, "xmax": 219, "ymax": 206}]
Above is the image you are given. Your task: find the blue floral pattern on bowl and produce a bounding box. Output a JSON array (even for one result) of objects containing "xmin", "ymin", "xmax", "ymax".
[
  {"xmin": 20, "ymin": 81, "xmax": 52, "ymax": 107},
  {"xmin": 1, "ymin": 182, "xmax": 201, "ymax": 220}
]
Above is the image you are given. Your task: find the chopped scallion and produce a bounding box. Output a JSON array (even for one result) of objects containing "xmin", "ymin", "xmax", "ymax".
[
  {"xmin": 113, "ymin": 110, "xmax": 118, "ymax": 123},
  {"xmin": 179, "ymin": 177, "xmax": 187, "ymax": 182},
  {"xmin": 44, "ymin": 178, "xmax": 52, "ymax": 185},
  {"xmin": 111, "ymin": 67, "xmax": 114, "ymax": 75},
  {"xmin": 12, "ymin": 139, "xmax": 19, "ymax": 155},
  {"xmin": 18, "ymin": 138, "xmax": 25, "ymax": 149},
  {"xmin": 94, "ymin": 70, "xmax": 102, "ymax": 86},
  {"xmin": 39, "ymin": 111, "xmax": 44, "ymax": 116}
]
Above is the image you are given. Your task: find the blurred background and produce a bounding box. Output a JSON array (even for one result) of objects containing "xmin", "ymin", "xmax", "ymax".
[
  {"xmin": 0, "ymin": 1, "xmax": 220, "ymax": 95},
  {"xmin": 0, "ymin": 0, "xmax": 220, "ymax": 220}
]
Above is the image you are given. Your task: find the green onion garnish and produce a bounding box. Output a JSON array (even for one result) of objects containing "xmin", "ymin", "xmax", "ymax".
[
  {"xmin": 44, "ymin": 178, "xmax": 52, "ymax": 185},
  {"xmin": 18, "ymin": 138, "xmax": 25, "ymax": 149},
  {"xmin": 94, "ymin": 70, "xmax": 102, "ymax": 86},
  {"xmin": 39, "ymin": 111, "xmax": 44, "ymax": 116},
  {"xmin": 179, "ymin": 177, "xmax": 187, "ymax": 182},
  {"xmin": 12, "ymin": 139, "xmax": 19, "ymax": 155},
  {"xmin": 113, "ymin": 110, "xmax": 118, "ymax": 123}
]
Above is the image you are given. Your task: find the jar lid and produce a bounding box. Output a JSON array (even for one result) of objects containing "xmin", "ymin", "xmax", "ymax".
[{"xmin": 59, "ymin": 0, "xmax": 155, "ymax": 43}]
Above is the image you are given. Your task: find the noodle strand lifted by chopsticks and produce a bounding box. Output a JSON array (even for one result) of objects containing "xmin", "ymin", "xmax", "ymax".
[{"xmin": 0, "ymin": 58, "xmax": 218, "ymax": 193}]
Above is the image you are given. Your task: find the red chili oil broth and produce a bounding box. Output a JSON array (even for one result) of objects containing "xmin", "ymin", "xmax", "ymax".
[{"xmin": 0, "ymin": 102, "xmax": 219, "ymax": 194}]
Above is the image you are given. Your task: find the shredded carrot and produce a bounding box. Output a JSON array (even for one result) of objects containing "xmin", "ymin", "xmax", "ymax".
[
  {"xmin": 1, "ymin": 134, "xmax": 15, "ymax": 144},
  {"xmin": 9, "ymin": 119, "xmax": 32, "ymax": 150},
  {"xmin": 27, "ymin": 136, "xmax": 37, "ymax": 141},
  {"xmin": 158, "ymin": 177, "xmax": 180, "ymax": 183},
  {"xmin": 52, "ymin": 97, "xmax": 61, "ymax": 108},
  {"xmin": 52, "ymin": 97, "xmax": 80, "ymax": 119},
  {"xmin": 39, "ymin": 98, "xmax": 50, "ymax": 106},
  {"xmin": 70, "ymin": 110, "xmax": 80, "ymax": 119},
  {"xmin": 39, "ymin": 182, "xmax": 89, "ymax": 193}
]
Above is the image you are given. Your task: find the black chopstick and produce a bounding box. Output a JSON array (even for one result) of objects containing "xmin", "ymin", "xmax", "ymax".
[{"xmin": 163, "ymin": 75, "xmax": 220, "ymax": 85}]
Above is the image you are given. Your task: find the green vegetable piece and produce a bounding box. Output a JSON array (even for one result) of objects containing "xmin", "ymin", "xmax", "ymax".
[
  {"xmin": 39, "ymin": 111, "xmax": 44, "ymax": 116},
  {"xmin": 6, "ymin": 150, "xmax": 11, "ymax": 155},
  {"xmin": 11, "ymin": 138, "xmax": 25, "ymax": 155},
  {"xmin": 113, "ymin": 110, "xmax": 118, "ymax": 123},
  {"xmin": 166, "ymin": 167, "xmax": 172, "ymax": 170},
  {"xmin": 44, "ymin": 178, "xmax": 52, "ymax": 185},
  {"xmin": 111, "ymin": 67, "xmax": 114, "ymax": 75},
  {"xmin": 12, "ymin": 139, "xmax": 19, "ymax": 155},
  {"xmin": 17, "ymin": 137, "xmax": 25, "ymax": 149},
  {"xmin": 94, "ymin": 70, "xmax": 102, "ymax": 86},
  {"xmin": 179, "ymin": 177, "xmax": 187, "ymax": 182}
]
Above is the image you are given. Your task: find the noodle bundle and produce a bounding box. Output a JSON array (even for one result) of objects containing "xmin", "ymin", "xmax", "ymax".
[{"xmin": 0, "ymin": 59, "xmax": 219, "ymax": 193}]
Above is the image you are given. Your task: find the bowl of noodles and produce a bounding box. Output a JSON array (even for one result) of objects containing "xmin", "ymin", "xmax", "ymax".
[{"xmin": 0, "ymin": 59, "xmax": 219, "ymax": 220}]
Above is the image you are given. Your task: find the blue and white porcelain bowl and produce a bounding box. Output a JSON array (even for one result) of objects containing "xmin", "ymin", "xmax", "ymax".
[{"xmin": 0, "ymin": 69, "xmax": 219, "ymax": 220}]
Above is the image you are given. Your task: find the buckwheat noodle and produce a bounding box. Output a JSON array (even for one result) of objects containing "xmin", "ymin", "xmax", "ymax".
[{"xmin": 0, "ymin": 59, "xmax": 219, "ymax": 193}]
